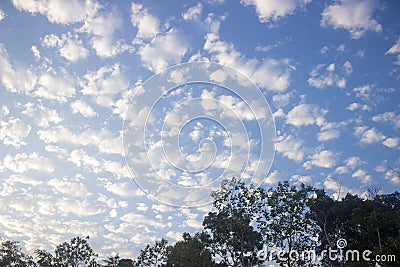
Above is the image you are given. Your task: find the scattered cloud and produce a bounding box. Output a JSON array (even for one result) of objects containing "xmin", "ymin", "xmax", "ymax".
[
  {"xmin": 0, "ymin": 44, "xmax": 37, "ymax": 94},
  {"xmin": 382, "ymin": 137, "xmax": 399, "ymax": 148},
  {"xmin": 352, "ymin": 168, "xmax": 372, "ymax": 184},
  {"xmin": 42, "ymin": 32, "xmax": 89, "ymax": 62},
  {"xmin": 354, "ymin": 126, "xmax": 385, "ymax": 144},
  {"xmin": 275, "ymin": 134, "xmax": 305, "ymax": 162},
  {"xmin": 36, "ymin": 71, "xmax": 76, "ymax": 102},
  {"xmin": 0, "ymin": 118, "xmax": 31, "ymax": 148},
  {"xmin": 308, "ymin": 61, "xmax": 352, "ymax": 89},
  {"xmin": 11, "ymin": 0, "xmax": 100, "ymax": 24},
  {"xmin": 346, "ymin": 102, "xmax": 370, "ymax": 111},
  {"xmin": 182, "ymin": 3, "xmax": 203, "ymax": 20},
  {"xmin": 204, "ymin": 33, "xmax": 294, "ymax": 91},
  {"xmin": 286, "ymin": 103, "xmax": 324, "ymax": 127},
  {"xmin": 304, "ymin": 150, "xmax": 337, "ymax": 169},
  {"xmin": 1, "ymin": 152, "xmax": 55, "ymax": 173},
  {"xmin": 131, "ymin": 2, "xmax": 160, "ymax": 41},
  {"xmin": 138, "ymin": 29, "xmax": 189, "ymax": 73},
  {"xmin": 70, "ymin": 100, "xmax": 98, "ymax": 118},
  {"xmin": 372, "ymin": 111, "xmax": 400, "ymax": 129},
  {"xmin": 241, "ymin": 0, "xmax": 310, "ymax": 23},
  {"xmin": 318, "ymin": 129, "xmax": 339, "ymax": 142},
  {"xmin": 48, "ymin": 178, "xmax": 90, "ymax": 198},
  {"xmin": 0, "ymin": 9, "xmax": 5, "ymax": 22},
  {"xmin": 385, "ymin": 39, "xmax": 400, "ymax": 65},
  {"xmin": 80, "ymin": 63, "xmax": 129, "ymax": 109},
  {"xmin": 321, "ymin": 0, "xmax": 382, "ymax": 39},
  {"xmin": 80, "ymin": 8, "xmax": 131, "ymax": 57}
]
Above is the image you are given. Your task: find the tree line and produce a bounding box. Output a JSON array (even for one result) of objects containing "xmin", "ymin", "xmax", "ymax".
[{"xmin": 1, "ymin": 178, "xmax": 399, "ymax": 266}]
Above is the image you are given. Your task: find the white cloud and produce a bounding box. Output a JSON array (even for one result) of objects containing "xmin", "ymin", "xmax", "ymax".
[
  {"xmin": 48, "ymin": 178, "xmax": 90, "ymax": 198},
  {"xmin": 353, "ymin": 84, "xmax": 372, "ymax": 99},
  {"xmin": 352, "ymin": 169, "xmax": 371, "ymax": 184},
  {"xmin": 71, "ymin": 100, "xmax": 98, "ymax": 118},
  {"xmin": 321, "ymin": 0, "xmax": 382, "ymax": 39},
  {"xmin": 21, "ymin": 102, "xmax": 62, "ymax": 127},
  {"xmin": 385, "ymin": 39, "xmax": 400, "ymax": 65},
  {"xmin": 131, "ymin": 2, "xmax": 160, "ymax": 41},
  {"xmin": 80, "ymin": 9, "xmax": 131, "ymax": 57},
  {"xmin": 272, "ymin": 93, "xmax": 291, "ymax": 107},
  {"xmin": 103, "ymin": 181, "xmax": 142, "ymax": 198},
  {"xmin": 290, "ymin": 174, "xmax": 312, "ymax": 185},
  {"xmin": 372, "ymin": 111, "xmax": 400, "ymax": 129},
  {"xmin": 166, "ymin": 231, "xmax": 183, "ymax": 242},
  {"xmin": 57, "ymin": 198, "xmax": 104, "ymax": 216},
  {"xmin": 241, "ymin": 0, "xmax": 310, "ymax": 23},
  {"xmin": 382, "ymin": 137, "xmax": 399, "ymax": 148},
  {"xmin": 1, "ymin": 152, "xmax": 55, "ymax": 173},
  {"xmin": 31, "ymin": 46, "xmax": 40, "ymax": 59},
  {"xmin": 346, "ymin": 102, "xmax": 370, "ymax": 111},
  {"xmin": 182, "ymin": 3, "xmax": 203, "ymax": 20},
  {"xmin": 375, "ymin": 165, "xmax": 400, "ymax": 185},
  {"xmin": 308, "ymin": 61, "xmax": 352, "ymax": 89},
  {"xmin": 0, "ymin": 44, "xmax": 37, "ymax": 94},
  {"xmin": 42, "ymin": 32, "xmax": 89, "ymax": 62},
  {"xmin": 275, "ymin": 135, "xmax": 305, "ymax": 162},
  {"xmin": 286, "ymin": 104, "xmax": 323, "ymax": 127},
  {"xmin": 136, "ymin": 203, "xmax": 148, "ymax": 212},
  {"xmin": 81, "ymin": 63, "xmax": 129, "ymax": 109},
  {"xmin": 354, "ymin": 127, "xmax": 385, "ymax": 144},
  {"xmin": 204, "ymin": 33, "xmax": 294, "ymax": 91},
  {"xmin": 120, "ymin": 212, "xmax": 167, "ymax": 230},
  {"xmin": 11, "ymin": 0, "xmax": 100, "ymax": 24},
  {"xmin": 304, "ymin": 150, "xmax": 337, "ymax": 169},
  {"xmin": 67, "ymin": 149, "xmax": 101, "ymax": 173},
  {"xmin": 36, "ymin": 71, "xmax": 76, "ymax": 102},
  {"xmin": 318, "ymin": 129, "xmax": 339, "ymax": 142},
  {"xmin": 0, "ymin": 118, "xmax": 31, "ymax": 148},
  {"xmin": 264, "ymin": 170, "xmax": 280, "ymax": 185},
  {"xmin": 38, "ymin": 126, "xmax": 123, "ymax": 155},
  {"xmin": 138, "ymin": 29, "xmax": 188, "ymax": 73},
  {"xmin": 345, "ymin": 156, "xmax": 363, "ymax": 168},
  {"xmin": 0, "ymin": 9, "xmax": 4, "ymax": 22}
]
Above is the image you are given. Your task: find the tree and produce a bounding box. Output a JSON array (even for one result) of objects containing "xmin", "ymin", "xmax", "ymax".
[
  {"xmin": 0, "ymin": 238, "xmax": 36, "ymax": 267},
  {"xmin": 262, "ymin": 181, "xmax": 318, "ymax": 267},
  {"xmin": 36, "ymin": 236, "xmax": 98, "ymax": 267},
  {"xmin": 202, "ymin": 177, "xmax": 263, "ymax": 266},
  {"xmin": 102, "ymin": 255, "xmax": 120, "ymax": 267},
  {"xmin": 134, "ymin": 238, "xmax": 169, "ymax": 267},
  {"xmin": 116, "ymin": 259, "xmax": 135, "ymax": 267},
  {"xmin": 166, "ymin": 232, "xmax": 214, "ymax": 267},
  {"xmin": 102, "ymin": 254, "xmax": 135, "ymax": 267}
]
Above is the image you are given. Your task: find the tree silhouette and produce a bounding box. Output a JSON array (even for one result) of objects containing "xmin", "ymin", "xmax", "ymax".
[
  {"xmin": 166, "ymin": 232, "xmax": 214, "ymax": 267},
  {"xmin": 202, "ymin": 177, "xmax": 263, "ymax": 266},
  {"xmin": 36, "ymin": 236, "xmax": 98, "ymax": 267},
  {"xmin": 0, "ymin": 238, "xmax": 36, "ymax": 267}
]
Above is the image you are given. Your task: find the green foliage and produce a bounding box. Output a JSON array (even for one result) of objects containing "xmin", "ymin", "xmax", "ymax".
[
  {"xmin": 0, "ymin": 238, "xmax": 36, "ymax": 267},
  {"xmin": 310, "ymin": 189, "xmax": 400, "ymax": 266},
  {"xmin": 262, "ymin": 181, "xmax": 318, "ymax": 266},
  {"xmin": 166, "ymin": 232, "xmax": 214, "ymax": 267},
  {"xmin": 134, "ymin": 238, "xmax": 169, "ymax": 267},
  {"xmin": 36, "ymin": 236, "xmax": 98, "ymax": 267},
  {"xmin": 202, "ymin": 177, "xmax": 263, "ymax": 267}
]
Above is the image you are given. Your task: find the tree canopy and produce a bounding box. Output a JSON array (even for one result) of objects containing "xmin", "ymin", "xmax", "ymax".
[{"xmin": 1, "ymin": 178, "xmax": 399, "ymax": 267}]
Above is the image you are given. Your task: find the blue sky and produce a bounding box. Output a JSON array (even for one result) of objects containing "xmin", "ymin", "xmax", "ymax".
[{"xmin": 0, "ymin": 0, "xmax": 399, "ymax": 260}]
